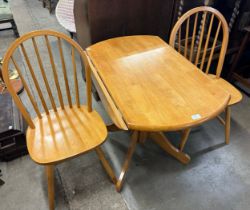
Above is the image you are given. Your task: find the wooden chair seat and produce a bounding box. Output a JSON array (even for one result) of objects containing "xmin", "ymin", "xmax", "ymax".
[
  {"xmin": 26, "ymin": 105, "xmax": 107, "ymax": 165},
  {"xmin": 208, "ymin": 74, "xmax": 242, "ymax": 106}
]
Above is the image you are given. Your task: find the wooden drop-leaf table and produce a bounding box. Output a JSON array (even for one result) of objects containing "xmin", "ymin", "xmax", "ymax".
[{"xmin": 86, "ymin": 35, "xmax": 231, "ymax": 192}]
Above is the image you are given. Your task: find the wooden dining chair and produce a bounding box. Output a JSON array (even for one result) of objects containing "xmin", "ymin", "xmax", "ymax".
[
  {"xmin": 2, "ymin": 30, "xmax": 117, "ymax": 210},
  {"xmin": 169, "ymin": 6, "xmax": 242, "ymax": 150}
]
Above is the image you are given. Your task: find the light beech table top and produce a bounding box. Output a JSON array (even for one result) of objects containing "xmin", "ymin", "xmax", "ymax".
[{"xmin": 87, "ymin": 35, "xmax": 230, "ymax": 131}]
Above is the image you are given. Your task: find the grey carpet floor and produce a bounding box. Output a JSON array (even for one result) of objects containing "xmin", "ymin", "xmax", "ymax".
[{"xmin": 1, "ymin": 1, "xmax": 250, "ymax": 210}]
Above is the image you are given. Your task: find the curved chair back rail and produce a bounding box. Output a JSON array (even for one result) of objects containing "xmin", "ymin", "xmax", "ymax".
[
  {"xmin": 2, "ymin": 30, "xmax": 92, "ymax": 129},
  {"xmin": 169, "ymin": 6, "xmax": 229, "ymax": 78}
]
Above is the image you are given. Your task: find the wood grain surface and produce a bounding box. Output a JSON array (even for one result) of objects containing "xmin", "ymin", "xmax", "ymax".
[{"xmin": 87, "ymin": 35, "xmax": 230, "ymax": 131}]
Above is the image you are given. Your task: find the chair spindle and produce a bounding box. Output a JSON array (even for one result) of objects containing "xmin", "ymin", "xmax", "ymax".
[
  {"xmin": 71, "ymin": 46, "xmax": 80, "ymax": 108},
  {"xmin": 184, "ymin": 17, "xmax": 190, "ymax": 58},
  {"xmin": 32, "ymin": 37, "xmax": 57, "ymax": 112},
  {"xmin": 190, "ymin": 13, "xmax": 199, "ymax": 62},
  {"xmin": 57, "ymin": 37, "xmax": 72, "ymax": 108},
  {"xmin": 195, "ymin": 12, "xmax": 207, "ymax": 66},
  {"xmin": 82, "ymin": 52, "xmax": 92, "ymax": 112},
  {"xmin": 20, "ymin": 43, "xmax": 49, "ymax": 115},
  {"xmin": 205, "ymin": 21, "xmax": 221, "ymax": 74},
  {"xmin": 200, "ymin": 14, "xmax": 215, "ymax": 70},
  {"xmin": 11, "ymin": 56, "xmax": 42, "ymax": 119},
  {"xmin": 178, "ymin": 27, "xmax": 181, "ymax": 53},
  {"xmin": 44, "ymin": 35, "xmax": 64, "ymax": 109}
]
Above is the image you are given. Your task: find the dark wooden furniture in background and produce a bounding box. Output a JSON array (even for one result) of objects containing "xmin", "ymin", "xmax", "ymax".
[
  {"xmin": 74, "ymin": 0, "xmax": 180, "ymax": 47},
  {"xmin": 74, "ymin": 0, "xmax": 101, "ymax": 100},
  {"xmin": 227, "ymin": 26, "xmax": 250, "ymax": 93},
  {"xmin": 88, "ymin": 0, "xmax": 176, "ymax": 43},
  {"xmin": 74, "ymin": 0, "xmax": 91, "ymax": 49},
  {"xmin": 74, "ymin": 0, "xmax": 249, "ymax": 54},
  {"xmin": 215, "ymin": 0, "xmax": 250, "ymax": 78}
]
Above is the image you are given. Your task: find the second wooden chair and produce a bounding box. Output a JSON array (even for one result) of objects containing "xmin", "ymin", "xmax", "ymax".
[{"xmin": 169, "ymin": 6, "xmax": 242, "ymax": 150}]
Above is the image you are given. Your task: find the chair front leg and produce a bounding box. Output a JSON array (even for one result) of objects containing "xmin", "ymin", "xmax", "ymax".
[
  {"xmin": 46, "ymin": 165, "xmax": 55, "ymax": 210},
  {"xmin": 95, "ymin": 147, "xmax": 117, "ymax": 184},
  {"xmin": 225, "ymin": 106, "xmax": 231, "ymax": 144}
]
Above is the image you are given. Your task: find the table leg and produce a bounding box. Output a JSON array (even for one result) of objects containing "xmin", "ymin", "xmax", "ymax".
[
  {"xmin": 138, "ymin": 131, "xmax": 148, "ymax": 144},
  {"xmin": 116, "ymin": 131, "xmax": 138, "ymax": 192},
  {"xmin": 179, "ymin": 128, "xmax": 191, "ymax": 151},
  {"xmin": 150, "ymin": 132, "xmax": 190, "ymax": 164}
]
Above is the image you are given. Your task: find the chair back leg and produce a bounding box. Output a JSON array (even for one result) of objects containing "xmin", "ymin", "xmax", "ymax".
[
  {"xmin": 225, "ymin": 107, "xmax": 231, "ymax": 144},
  {"xmin": 46, "ymin": 165, "xmax": 55, "ymax": 210}
]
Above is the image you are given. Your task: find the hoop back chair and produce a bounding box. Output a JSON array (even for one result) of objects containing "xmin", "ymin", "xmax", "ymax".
[
  {"xmin": 2, "ymin": 30, "xmax": 116, "ymax": 210},
  {"xmin": 169, "ymin": 6, "xmax": 242, "ymax": 150}
]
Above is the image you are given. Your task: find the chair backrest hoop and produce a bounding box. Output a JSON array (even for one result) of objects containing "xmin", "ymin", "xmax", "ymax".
[
  {"xmin": 169, "ymin": 6, "xmax": 229, "ymax": 78},
  {"xmin": 2, "ymin": 30, "xmax": 92, "ymax": 129}
]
